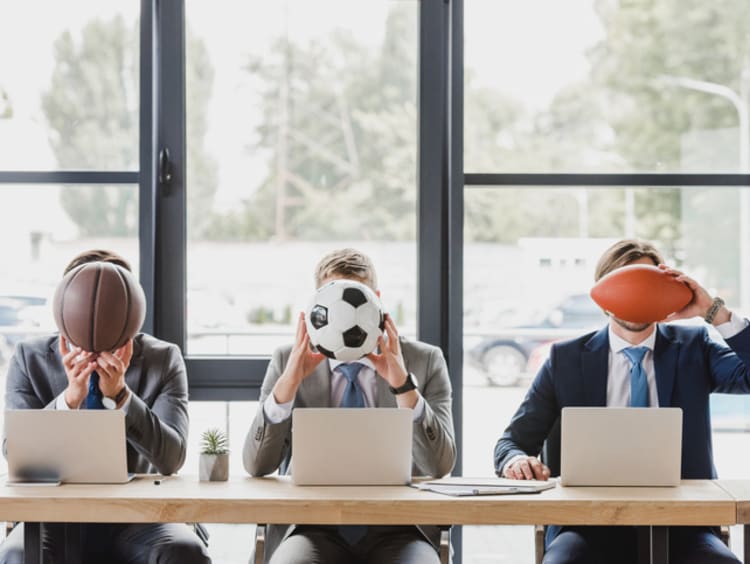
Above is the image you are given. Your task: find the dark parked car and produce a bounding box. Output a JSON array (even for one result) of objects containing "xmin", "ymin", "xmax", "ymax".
[{"xmin": 467, "ymin": 293, "xmax": 607, "ymax": 386}]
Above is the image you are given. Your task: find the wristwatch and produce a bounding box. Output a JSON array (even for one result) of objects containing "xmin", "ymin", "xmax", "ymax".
[
  {"xmin": 102, "ymin": 386, "xmax": 130, "ymax": 410},
  {"xmin": 389, "ymin": 372, "xmax": 418, "ymax": 395}
]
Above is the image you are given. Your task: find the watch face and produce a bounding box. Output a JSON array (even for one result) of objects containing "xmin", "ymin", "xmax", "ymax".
[{"xmin": 102, "ymin": 396, "xmax": 117, "ymax": 410}]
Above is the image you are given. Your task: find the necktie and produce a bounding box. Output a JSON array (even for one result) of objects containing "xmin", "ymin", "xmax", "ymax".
[
  {"xmin": 336, "ymin": 362, "xmax": 367, "ymax": 544},
  {"xmin": 338, "ymin": 363, "xmax": 365, "ymax": 408},
  {"xmin": 85, "ymin": 371, "xmax": 105, "ymax": 410},
  {"xmin": 622, "ymin": 346, "xmax": 649, "ymax": 408}
]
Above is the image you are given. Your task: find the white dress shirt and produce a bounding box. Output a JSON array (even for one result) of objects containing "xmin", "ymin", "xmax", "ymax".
[{"xmin": 264, "ymin": 357, "xmax": 426, "ymax": 423}]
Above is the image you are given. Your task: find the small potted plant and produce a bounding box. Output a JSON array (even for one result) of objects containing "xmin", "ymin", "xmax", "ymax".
[{"xmin": 199, "ymin": 428, "xmax": 229, "ymax": 482}]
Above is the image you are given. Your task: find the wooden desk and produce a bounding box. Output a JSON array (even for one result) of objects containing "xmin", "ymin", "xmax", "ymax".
[
  {"xmin": 717, "ymin": 480, "xmax": 750, "ymax": 563},
  {"xmin": 1, "ymin": 477, "xmax": 736, "ymax": 564}
]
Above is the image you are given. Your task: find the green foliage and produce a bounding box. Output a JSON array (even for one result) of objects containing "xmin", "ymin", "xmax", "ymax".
[
  {"xmin": 42, "ymin": 17, "xmax": 218, "ymax": 238},
  {"xmin": 200, "ymin": 428, "xmax": 229, "ymax": 455},
  {"xmin": 206, "ymin": 6, "xmax": 418, "ymax": 241}
]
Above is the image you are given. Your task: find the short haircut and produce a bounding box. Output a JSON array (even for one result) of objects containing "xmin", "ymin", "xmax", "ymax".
[
  {"xmin": 594, "ymin": 239, "xmax": 664, "ymax": 281},
  {"xmin": 314, "ymin": 248, "xmax": 377, "ymax": 290},
  {"xmin": 63, "ymin": 249, "xmax": 132, "ymax": 276}
]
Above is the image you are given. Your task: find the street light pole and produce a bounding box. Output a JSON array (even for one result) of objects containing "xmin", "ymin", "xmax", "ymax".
[{"xmin": 659, "ymin": 74, "xmax": 750, "ymax": 310}]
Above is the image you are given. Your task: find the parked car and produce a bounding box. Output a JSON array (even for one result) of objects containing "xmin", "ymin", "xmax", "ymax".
[{"xmin": 467, "ymin": 293, "xmax": 607, "ymax": 387}]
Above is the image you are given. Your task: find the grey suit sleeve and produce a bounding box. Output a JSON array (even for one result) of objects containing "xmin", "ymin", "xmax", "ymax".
[
  {"xmin": 3, "ymin": 345, "xmax": 52, "ymax": 457},
  {"xmin": 242, "ymin": 348, "xmax": 293, "ymax": 476},
  {"xmin": 124, "ymin": 344, "xmax": 189, "ymax": 475},
  {"xmin": 411, "ymin": 346, "xmax": 456, "ymax": 478}
]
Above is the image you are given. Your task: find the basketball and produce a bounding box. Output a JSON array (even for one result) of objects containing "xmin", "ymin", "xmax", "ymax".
[
  {"xmin": 590, "ymin": 264, "xmax": 693, "ymax": 323},
  {"xmin": 52, "ymin": 262, "xmax": 146, "ymax": 352}
]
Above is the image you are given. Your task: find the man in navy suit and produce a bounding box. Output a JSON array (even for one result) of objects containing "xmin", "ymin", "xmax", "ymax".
[{"xmin": 495, "ymin": 239, "xmax": 749, "ymax": 564}]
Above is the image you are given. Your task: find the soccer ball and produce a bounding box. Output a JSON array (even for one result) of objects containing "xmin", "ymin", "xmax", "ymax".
[{"xmin": 305, "ymin": 279, "xmax": 385, "ymax": 361}]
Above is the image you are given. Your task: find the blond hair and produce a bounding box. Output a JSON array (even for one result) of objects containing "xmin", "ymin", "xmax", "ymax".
[
  {"xmin": 314, "ymin": 248, "xmax": 377, "ymax": 290},
  {"xmin": 594, "ymin": 239, "xmax": 664, "ymax": 281}
]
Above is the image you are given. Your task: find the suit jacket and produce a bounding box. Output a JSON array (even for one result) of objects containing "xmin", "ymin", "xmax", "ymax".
[
  {"xmin": 4, "ymin": 333, "xmax": 189, "ymax": 475},
  {"xmin": 494, "ymin": 322, "xmax": 750, "ymax": 480},
  {"xmin": 243, "ymin": 338, "xmax": 457, "ymax": 559}
]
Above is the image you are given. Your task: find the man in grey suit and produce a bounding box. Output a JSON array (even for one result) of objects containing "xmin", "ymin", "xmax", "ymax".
[
  {"xmin": 243, "ymin": 248, "xmax": 456, "ymax": 564},
  {"xmin": 0, "ymin": 250, "xmax": 210, "ymax": 564}
]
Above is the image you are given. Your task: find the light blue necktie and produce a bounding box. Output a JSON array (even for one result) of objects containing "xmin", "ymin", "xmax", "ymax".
[
  {"xmin": 85, "ymin": 371, "xmax": 105, "ymax": 410},
  {"xmin": 622, "ymin": 346, "xmax": 649, "ymax": 408},
  {"xmin": 338, "ymin": 363, "xmax": 366, "ymax": 408},
  {"xmin": 336, "ymin": 362, "xmax": 367, "ymax": 545}
]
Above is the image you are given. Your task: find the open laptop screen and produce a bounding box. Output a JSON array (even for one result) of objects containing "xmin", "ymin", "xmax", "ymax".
[
  {"xmin": 560, "ymin": 407, "xmax": 682, "ymax": 487},
  {"xmin": 5, "ymin": 409, "xmax": 131, "ymax": 484},
  {"xmin": 291, "ymin": 408, "xmax": 412, "ymax": 486}
]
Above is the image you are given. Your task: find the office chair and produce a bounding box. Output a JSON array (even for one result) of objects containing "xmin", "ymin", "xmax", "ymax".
[{"xmin": 252, "ymin": 524, "xmax": 452, "ymax": 564}]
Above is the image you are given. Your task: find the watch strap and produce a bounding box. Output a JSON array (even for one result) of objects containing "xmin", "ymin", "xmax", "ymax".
[
  {"xmin": 103, "ymin": 385, "xmax": 129, "ymax": 409},
  {"xmin": 389, "ymin": 372, "xmax": 418, "ymax": 395},
  {"xmin": 704, "ymin": 296, "xmax": 725, "ymax": 324}
]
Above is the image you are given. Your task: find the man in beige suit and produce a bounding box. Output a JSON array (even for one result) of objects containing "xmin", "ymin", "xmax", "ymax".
[{"xmin": 243, "ymin": 248, "xmax": 456, "ymax": 564}]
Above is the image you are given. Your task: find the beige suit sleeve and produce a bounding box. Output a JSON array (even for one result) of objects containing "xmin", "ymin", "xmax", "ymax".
[
  {"xmin": 409, "ymin": 344, "xmax": 457, "ymax": 478},
  {"xmin": 242, "ymin": 347, "xmax": 293, "ymax": 476}
]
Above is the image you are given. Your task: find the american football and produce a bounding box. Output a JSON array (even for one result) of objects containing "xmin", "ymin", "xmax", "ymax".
[
  {"xmin": 590, "ymin": 264, "xmax": 693, "ymax": 323},
  {"xmin": 305, "ymin": 279, "xmax": 385, "ymax": 361}
]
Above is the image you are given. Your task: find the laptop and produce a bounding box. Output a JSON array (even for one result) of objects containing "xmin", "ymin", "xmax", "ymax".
[
  {"xmin": 291, "ymin": 408, "xmax": 413, "ymax": 486},
  {"xmin": 5, "ymin": 409, "xmax": 133, "ymax": 485},
  {"xmin": 560, "ymin": 407, "xmax": 682, "ymax": 487}
]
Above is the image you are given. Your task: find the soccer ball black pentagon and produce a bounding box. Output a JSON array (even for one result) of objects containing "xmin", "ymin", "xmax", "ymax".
[{"xmin": 305, "ymin": 279, "xmax": 384, "ymax": 361}]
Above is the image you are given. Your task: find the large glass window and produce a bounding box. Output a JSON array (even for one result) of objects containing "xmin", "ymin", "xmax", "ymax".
[
  {"xmin": 185, "ymin": 0, "xmax": 419, "ymax": 356},
  {"xmin": 0, "ymin": 2, "xmax": 139, "ymax": 170},
  {"xmin": 463, "ymin": 185, "xmax": 750, "ymax": 559},
  {"xmin": 465, "ymin": 0, "xmax": 750, "ymax": 174}
]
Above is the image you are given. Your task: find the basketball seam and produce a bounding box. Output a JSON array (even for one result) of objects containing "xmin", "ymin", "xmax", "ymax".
[
  {"xmin": 111, "ymin": 266, "xmax": 131, "ymax": 351},
  {"xmin": 90, "ymin": 266, "xmax": 102, "ymax": 352}
]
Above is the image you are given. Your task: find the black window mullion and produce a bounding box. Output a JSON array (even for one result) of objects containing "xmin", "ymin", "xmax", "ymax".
[
  {"xmin": 465, "ymin": 172, "xmax": 750, "ymax": 186},
  {"xmin": 153, "ymin": 0, "xmax": 187, "ymax": 352},
  {"xmin": 139, "ymin": 0, "xmax": 156, "ymax": 335}
]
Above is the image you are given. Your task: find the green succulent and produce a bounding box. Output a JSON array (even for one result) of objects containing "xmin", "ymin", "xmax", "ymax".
[{"xmin": 200, "ymin": 428, "xmax": 229, "ymax": 455}]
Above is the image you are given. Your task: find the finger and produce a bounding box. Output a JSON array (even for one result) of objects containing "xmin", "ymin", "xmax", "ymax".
[
  {"xmin": 542, "ymin": 465, "xmax": 551, "ymax": 479},
  {"xmin": 96, "ymin": 357, "xmax": 115, "ymax": 379},
  {"xmin": 99, "ymin": 351, "xmax": 125, "ymax": 373},
  {"xmin": 74, "ymin": 361, "xmax": 97, "ymax": 382},
  {"xmin": 294, "ymin": 312, "xmax": 306, "ymax": 344},
  {"xmin": 519, "ymin": 460, "xmax": 533, "ymax": 480},
  {"xmin": 528, "ymin": 458, "xmax": 548, "ymax": 481},
  {"xmin": 114, "ymin": 339, "xmax": 134, "ymax": 362},
  {"xmin": 59, "ymin": 335, "xmax": 70, "ymax": 356}
]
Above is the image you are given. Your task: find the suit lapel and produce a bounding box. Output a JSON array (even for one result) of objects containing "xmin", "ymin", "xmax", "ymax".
[
  {"xmin": 300, "ymin": 361, "xmax": 333, "ymax": 407},
  {"xmin": 582, "ymin": 327, "xmax": 610, "ymax": 406},
  {"xmin": 654, "ymin": 325, "xmax": 679, "ymax": 407}
]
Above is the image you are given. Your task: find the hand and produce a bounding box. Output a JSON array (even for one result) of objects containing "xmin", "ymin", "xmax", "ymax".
[
  {"xmin": 60, "ymin": 335, "xmax": 97, "ymax": 409},
  {"xmin": 366, "ymin": 314, "xmax": 409, "ymax": 389},
  {"xmin": 96, "ymin": 339, "xmax": 133, "ymax": 399},
  {"xmin": 659, "ymin": 265, "xmax": 729, "ymax": 324},
  {"xmin": 505, "ymin": 456, "xmax": 551, "ymax": 481},
  {"xmin": 273, "ymin": 313, "xmax": 326, "ymax": 403}
]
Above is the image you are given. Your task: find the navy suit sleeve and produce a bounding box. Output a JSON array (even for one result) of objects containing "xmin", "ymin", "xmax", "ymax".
[
  {"xmin": 709, "ymin": 323, "xmax": 750, "ymax": 393},
  {"xmin": 494, "ymin": 351, "xmax": 560, "ymax": 474}
]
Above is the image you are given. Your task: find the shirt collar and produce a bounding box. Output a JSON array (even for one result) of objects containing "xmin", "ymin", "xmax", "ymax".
[
  {"xmin": 328, "ymin": 356, "xmax": 375, "ymax": 372},
  {"xmin": 608, "ymin": 323, "xmax": 657, "ymax": 354}
]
